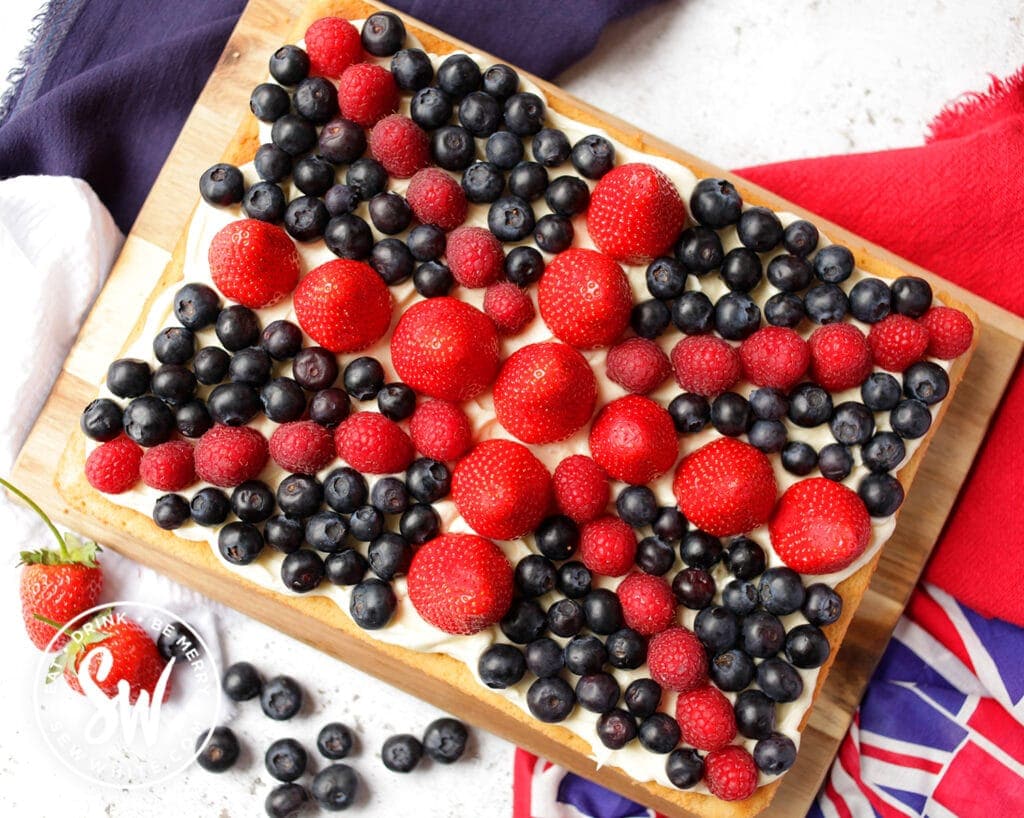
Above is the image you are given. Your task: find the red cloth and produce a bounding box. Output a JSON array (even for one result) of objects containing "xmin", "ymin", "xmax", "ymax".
[{"xmin": 736, "ymin": 67, "xmax": 1024, "ymax": 627}]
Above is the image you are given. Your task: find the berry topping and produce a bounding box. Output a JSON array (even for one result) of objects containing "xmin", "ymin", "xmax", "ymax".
[
  {"xmin": 647, "ymin": 626, "xmax": 708, "ymax": 692},
  {"xmin": 445, "ymin": 226, "xmax": 505, "ymax": 288},
  {"xmin": 293, "ymin": 259, "xmax": 392, "ymax": 354},
  {"xmin": 617, "ymin": 572, "xmax": 676, "ymax": 636},
  {"xmin": 337, "ymin": 62, "xmax": 399, "ymax": 127},
  {"xmin": 85, "ymin": 435, "xmax": 143, "ymax": 494},
  {"xmin": 483, "ymin": 282, "xmax": 535, "ymax": 335},
  {"xmin": 589, "ymin": 395, "xmax": 678, "ymax": 484},
  {"xmin": 304, "ymin": 17, "xmax": 362, "ymax": 77},
  {"xmin": 139, "ymin": 440, "xmax": 196, "ymax": 491},
  {"xmin": 368, "ymin": 114, "xmax": 429, "ymax": 178},
  {"xmin": 553, "ymin": 455, "xmax": 609, "ymax": 523},
  {"xmin": 739, "ymin": 327, "xmax": 809, "ymax": 391},
  {"xmin": 867, "ymin": 314, "xmax": 929, "ymax": 372},
  {"xmin": 269, "ymin": 421, "xmax": 335, "ymax": 475},
  {"xmin": 334, "ymin": 412, "xmax": 414, "ymax": 474},
  {"xmin": 921, "ymin": 306, "xmax": 974, "ymax": 359},
  {"xmin": 671, "ymin": 335, "xmax": 742, "ymax": 398},
  {"xmin": 405, "ymin": 167, "xmax": 468, "ymax": 231},
  {"xmin": 808, "ymin": 322, "xmax": 873, "ymax": 391},
  {"xmin": 538, "ymin": 248, "xmax": 632, "ymax": 349},
  {"xmin": 194, "ymin": 425, "xmax": 269, "ymax": 488},
  {"xmin": 705, "ymin": 745, "xmax": 758, "ymax": 802},
  {"xmin": 208, "ymin": 219, "xmax": 300, "ymax": 309},
  {"xmin": 675, "ymin": 685, "xmax": 738, "ymax": 751},
  {"xmin": 606, "ymin": 338, "xmax": 672, "ymax": 395},
  {"xmin": 578, "ymin": 515, "xmax": 637, "ymax": 577},
  {"xmin": 409, "ymin": 399, "xmax": 472, "ymax": 461}
]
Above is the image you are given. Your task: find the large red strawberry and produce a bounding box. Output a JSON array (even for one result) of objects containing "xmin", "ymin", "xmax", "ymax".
[
  {"xmin": 769, "ymin": 477, "xmax": 872, "ymax": 574},
  {"xmin": 586, "ymin": 164, "xmax": 687, "ymax": 264},
  {"xmin": 493, "ymin": 342, "xmax": 597, "ymax": 444},
  {"xmin": 390, "ymin": 297, "xmax": 500, "ymax": 401},
  {"xmin": 294, "ymin": 259, "xmax": 393, "ymax": 353},
  {"xmin": 208, "ymin": 219, "xmax": 300, "ymax": 309},
  {"xmin": 5, "ymin": 479, "xmax": 104, "ymax": 651},
  {"xmin": 406, "ymin": 533, "xmax": 513, "ymax": 634},
  {"xmin": 538, "ymin": 248, "xmax": 632, "ymax": 349},
  {"xmin": 589, "ymin": 395, "xmax": 678, "ymax": 484},
  {"xmin": 672, "ymin": 438, "xmax": 777, "ymax": 536},
  {"xmin": 451, "ymin": 439, "xmax": 552, "ymax": 540}
]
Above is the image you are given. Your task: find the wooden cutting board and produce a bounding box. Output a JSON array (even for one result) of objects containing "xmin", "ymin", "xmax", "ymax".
[{"xmin": 11, "ymin": 0, "xmax": 1024, "ymax": 815}]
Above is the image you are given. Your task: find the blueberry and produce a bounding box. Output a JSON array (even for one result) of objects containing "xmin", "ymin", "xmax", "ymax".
[
  {"xmin": 672, "ymin": 567, "xmax": 716, "ymax": 609},
  {"xmin": 344, "ymin": 356, "xmax": 385, "ymax": 400},
  {"xmin": 381, "ymin": 734, "xmax": 422, "ymax": 773},
  {"xmin": 431, "ymin": 125, "xmax": 476, "ymax": 170},
  {"xmin": 437, "ymin": 53, "xmax": 481, "ymax": 98},
  {"xmin": 504, "ymin": 245, "xmax": 545, "ymax": 286},
  {"xmin": 406, "ymin": 458, "xmax": 451, "ymax": 503},
  {"xmin": 861, "ymin": 372, "xmax": 901, "ymax": 411},
  {"xmin": 318, "ymin": 722, "xmax": 354, "ymax": 760},
  {"xmin": 788, "ymin": 383, "xmax": 833, "ymax": 427},
  {"xmin": 266, "ymin": 783, "xmax": 308, "ymax": 818},
  {"xmin": 325, "ymin": 549, "xmax": 368, "ymax": 586},
  {"xmin": 482, "ymin": 63, "xmax": 519, "ymax": 99},
  {"xmin": 531, "ymin": 516, "xmax": 577, "ymax": 562},
  {"xmin": 261, "ymin": 377, "xmax": 307, "ymax": 423},
  {"xmin": 711, "ymin": 391, "xmax": 753, "ymax": 436},
  {"xmin": 813, "ymin": 244, "xmax": 855, "ymax": 283},
  {"xmin": 269, "ymin": 45, "xmax": 309, "ymax": 85},
  {"xmin": 266, "ymin": 737, "xmax": 308, "ymax": 782},
  {"xmin": 265, "ymin": 515, "xmax": 304, "ymax": 553},
  {"xmin": 293, "ymin": 346, "xmax": 339, "ymax": 390},
  {"xmin": 805, "ymin": 283, "xmax": 849, "ymax": 324},
  {"xmin": 689, "ymin": 178, "xmax": 742, "ymax": 228},
  {"xmin": 545, "ymin": 175, "xmax": 590, "ymax": 216},
  {"xmin": 81, "ymin": 398, "xmax": 123, "ymax": 442},
  {"xmin": 154, "ymin": 326, "xmax": 195, "ymax": 364},
  {"xmin": 255, "ymin": 143, "xmax": 293, "ymax": 182},
  {"xmin": 488, "ymin": 195, "xmax": 535, "ymax": 241},
  {"xmin": 399, "ymin": 503, "xmax": 440, "ymax": 545},
  {"xmin": 346, "ymin": 157, "xmax": 388, "ymax": 200},
  {"xmin": 748, "ymin": 419, "xmax": 787, "ymax": 453},
  {"xmin": 174, "ymin": 283, "xmax": 221, "ymax": 331},
  {"xmin": 616, "ymin": 485, "xmax": 658, "ymax": 527},
  {"xmin": 260, "ymin": 320, "xmax": 303, "ymax": 361},
  {"xmin": 725, "ymin": 536, "xmax": 766, "ymax": 580},
  {"xmin": 407, "ymin": 224, "xmax": 446, "ymax": 261},
  {"xmin": 504, "ymin": 92, "xmax": 545, "ymax": 135},
  {"xmin": 516, "ymin": 554, "xmax": 557, "ymax": 598},
  {"xmin": 271, "ymin": 114, "xmax": 317, "ymax": 156},
  {"xmin": 890, "ymin": 398, "xmax": 932, "ymax": 438},
  {"xmin": 721, "ymin": 247, "xmax": 763, "ymax": 292},
  {"xmin": 694, "ymin": 606, "xmax": 739, "ymax": 653},
  {"xmin": 830, "ymin": 401, "xmax": 875, "ymax": 446},
  {"xmin": 462, "ymin": 161, "xmax": 505, "ymax": 203},
  {"xmin": 377, "ymin": 382, "xmax": 416, "ymax": 420},
  {"xmin": 764, "ymin": 292, "xmax": 806, "ymax": 327},
  {"xmin": 390, "ymin": 48, "xmax": 432, "ymax": 91},
  {"xmin": 501, "ymin": 598, "xmax": 547, "ymax": 643},
  {"xmin": 485, "ymin": 130, "xmax": 524, "ymax": 170},
  {"xmin": 195, "ymin": 726, "xmax": 240, "ymax": 772},
  {"xmin": 361, "ymin": 11, "xmax": 405, "ymax": 56},
  {"xmin": 903, "ymin": 361, "xmax": 949, "ymax": 404},
  {"xmin": 508, "ymin": 161, "xmax": 548, "ymax": 201},
  {"xmin": 737, "ymin": 207, "xmax": 783, "ymax": 252},
  {"xmin": 583, "ymin": 589, "xmax": 624, "ymax": 635},
  {"xmin": 219, "ymin": 522, "xmax": 264, "ymax": 565},
  {"xmin": 644, "ymin": 257, "xmax": 686, "ymax": 300},
  {"xmin": 221, "ymin": 660, "xmax": 262, "ymax": 701},
  {"xmin": 666, "ymin": 748, "xmax": 704, "ymax": 789},
  {"xmin": 292, "ymin": 156, "xmax": 335, "ymax": 197},
  {"xmin": 153, "ymin": 494, "xmax": 190, "ymax": 529},
  {"xmin": 597, "ymin": 709, "xmax": 638, "ymax": 750},
  {"xmin": 107, "ymin": 358, "xmax": 151, "ymax": 398},
  {"xmin": 368, "ymin": 192, "xmax": 411, "ymax": 236},
  {"xmin": 735, "ymin": 689, "xmax": 776, "ymax": 740},
  {"xmin": 766, "ymin": 254, "xmax": 813, "ymax": 292},
  {"xmin": 319, "ymin": 118, "xmax": 366, "ymax": 165},
  {"xmin": 216, "ymin": 305, "xmax": 261, "ymax": 351},
  {"xmin": 624, "ymin": 678, "xmax": 662, "ymax": 719},
  {"xmin": 891, "ymin": 276, "xmax": 932, "ymax": 317},
  {"xmin": 754, "ymin": 733, "xmax": 797, "ymax": 775},
  {"xmin": 652, "ymin": 507, "xmax": 686, "ymax": 542},
  {"xmin": 722, "ymin": 579, "xmax": 759, "ymax": 617},
  {"xmin": 411, "ymin": 87, "xmax": 453, "ymax": 130},
  {"xmin": 458, "ymin": 90, "xmax": 502, "ymax": 136},
  {"xmin": 527, "ymin": 677, "xmax": 576, "ymax": 722},
  {"xmin": 849, "ymin": 277, "xmax": 892, "ymax": 323},
  {"xmin": 564, "ymin": 634, "xmax": 607, "ymax": 676},
  {"xmin": 783, "ymin": 219, "xmax": 819, "ymax": 257},
  {"xmin": 325, "ymin": 213, "xmax": 373, "ymax": 259},
  {"xmin": 349, "ymin": 505, "xmax": 384, "ymax": 541},
  {"xmin": 680, "ymin": 530, "xmax": 722, "ymax": 569},
  {"xmin": 123, "ymin": 396, "xmax": 175, "ymax": 445},
  {"xmin": 671, "ymin": 290, "xmax": 715, "ymax": 334},
  {"xmin": 546, "ymin": 598, "xmax": 584, "ymax": 637},
  {"xmin": 715, "ymin": 292, "xmax": 761, "ymax": 340},
  {"xmin": 350, "ymin": 578, "xmax": 397, "ymax": 629},
  {"xmin": 632, "ymin": 299, "xmax": 672, "ymax": 339},
  {"xmin": 576, "ymin": 672, "xmax": 621, "ymax": 713},
  {"xmin": 818, "ymin": 443, "xmax": 853, "ymax": 481},
  {"xmin": 803, "ymin": 583, "xmax": 843, "ymax": 626},
  {"xmin": 669, "ymin": 392, "xmax": 711, "ymax": 433},
  {"xmin": 305, "ymin": 511, "xmax": 349, "ymax": 553},
  {"xmin": 478, "ymin": 643, "xmax": 527, "ymax": 689},
  {"xmin": 675, "ymin": 226, "xmax": 724, "ymax": 275},
  {"xmin": 323, "ymin": 184, "xmax": 359, "ymax": 218},
  {"xmin": 309, "ymin": 388, "xmax": 350, "ymax": 428},
  {"xmin": 277, "ymin": 474, "xmax": 323, "ymax": 518},
  {"xmin": 638, "ymin": 713, "xmax": 681, "ymax": 754},
  {"xmin": 859, "ymin": 472, "xmax": 905, "ymax": 516},
  {"xmin": 191, "ymin": 488, "xmax": 231, "ymax": 527},
  {"xmin": 229, "ymin": 347, "xmax": 272, "ymax": 387},
  {"xmin": 861, "ymin": 431, "xmax": 905, "ymax": 473},
  {"xmin": 311, "ymin": 764, "xmax": 359, "ymax": 811},
  {"xmin": 557, "ymin": 561, "xmax": 592, "ymax": 599},
  {"xmin": 785, "ymin": 623, "xmax": 831, "ymax": 668},
  {"xmin": 231, "ymin": 480, "xmax": 276, "ymax": 523},
  {"xmin": 757, "ymin": 657, "xmax": 804, "ymax": 702},
  {"xmin": 207, "ymin": 383, "xmax": 260, "ymax": 426},
  {"xmin": 606, "ymin": 628, "xmax": 647, "ymax": 669},
  {"xmin": 571, "ymin": 134, "xmax": 615, "ymax": 179},
  {"xmin": 199, "ymin": 163, "xmax": 244, "ymax": 206},
  {"xmin": 741, "ymin": 610, "xmax": 786, "ymax": 658},
  {"xmin": 528, "ymin": 128, "xmax": 569, "ymax": 167},
  {"xmin": 530, "ymin": 214, "xmax": 571, "ymax": 253},
  {"xmin": 759, "ymin": 567, "xmax": 806, "ymax": 615},
  {"xmin": 414, "ymin": 261, "xmax": 455, "ymax": 297},
  {"xmin": 423, "ymin": 717, "xmax": 469, "ymax": 763},
  {"xmin": 710, "ymin": 648, "xmax": 755, "ymax": 691},
  {"xmin": 525, "ymin": 637, "xmax": 565, "ymax": 678},
  {"xmin": 636, "ymin": 536, "xmax": 676, "ymax": 576},
  {"xmin": 781, "ymin": 440, "xmax": 817, "ymax": 476},
  {"xmin": 294, "ymin": 76, "xmax": 339, "ymax": 124},
  {"xmin": 750, "ymin": 387, "xmax": 789, "ymax": 421}
]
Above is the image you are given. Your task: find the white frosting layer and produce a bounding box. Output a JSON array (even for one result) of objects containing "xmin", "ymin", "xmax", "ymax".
[{"xmin": 89, "ymin": 24, "xmax": 952, "ymax": 796}]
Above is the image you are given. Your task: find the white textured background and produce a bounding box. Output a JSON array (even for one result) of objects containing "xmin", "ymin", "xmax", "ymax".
[{"xmin": 0, "ymin": 1, "xmax": 1020, "ymax": 817}]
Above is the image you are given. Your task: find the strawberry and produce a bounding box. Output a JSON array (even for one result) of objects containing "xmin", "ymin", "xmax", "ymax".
[
  {"xmin": 390, "ymin": 297, "xmax": 500, "ymax": 401},
  {"xmin": 769, "ymin": 477, "xmax": 872, "ymax": 574},
  {"xmin": 586, "ymin": 163, "xmax": 687, "ymax": 264},
  {"xmin": 493, "ymin": 342, "xmax": 597, "ymax": 444},
  {"xmin": 337, "ymin": 62, "xmax": 399, "ymax": 127},
  {"xmin": 369, "ymin": 114, "xmax": 429, "ymax": 178},
  {"xmin": 739, "ymin": 326, "xmax": 809, "ymax": 391},
  {"xmin": 409, "ymin": 399, "xmax": 473, "ymax": 461},
  {"xmin": 605, "ymin": 337, "xmax": 672, "ymax": 395},
  {"xmin": 208, "ymin": 219, "xmax": 300, "ymax": 309},
  {"xmin": 293, "ymin": 259, "xmax": 392, "ymax": 353},
  {"xmin": 807, "ymin": 322, "xmax": 872, "ymax": 391},
  {"xmin": 452, "ymin": 439, "xmax": 552, "ymax": 540},
  {"xmin": 921, "ymin": 306, "xmax": 974, "ymax": 359},
  {"xmin": 675, "ymin": 685, "xmax": 737, "ymax": 751},
  {"xmin": 671, "ymin": 335, "xmax": 741, "ymax": 397},
  {"xmin": 578, "ymin": 515, "xmax": 637, "ymax": 577},
  {"xmin": 446, "ymin": 226, "xmax": 504, "ymax": 288},
  {"xmin": 552, "ymin": 454, "xmax": 609, "ymax": 523},
  {"xmin": 304, "ymin": 16, "xmax": 363, "ymax": 78},
  {"xmin": 867, "ymin": 314, "xmax": 929, "ymax": 372},
  {"xmin": 705, "ymin": 745, "xmax": 759, "ymax": 801},
  {"xmin": 405, "ymin": 168, "xmax": 467, "ymax": 231},
  {"xmin": 406, "ymin": 533, "xmax": 513, "ymax": 634},
  {"xmin": 483, "ymin": 282, "xmax": 535, "ymax": 335},
  {"xmin": 589, "ymin": 395, "xmax": 678, "ymax": 484},
  {"xmin": 672, "ymin": 438, "xmax": 777, "ymax": 537},
  {"xmin": 617, "ymin": 571, "xmax": 676, "ymax": 636},
  {"xmin": 538, "ymin": 248, "xmax": 632, "ymax": 349},
  {"xmin": 194, "ymin": 425, "xmax": 268, "ymax": 487},
  {"xmin": 139, "ymin": 441, "xmax": 196, "ymax": 491},
  {"xmin": 5, "ymin": 479, "xmax": 104, "ymax": 651},
  {"xmin": 269, "ymin": 420, "xmax": 335, "ymax": 474},
  {"xmin": 334, "ymin": 412, "xmax": 414, "ymax": 474},
  {"xmin": 59, "ymin": 611, "xmax": 170, "ymax": 704},
  {"xmin": 646, "ymin": 626, "xmax": 708, "ymax": 692},
  {"xmin": 85, "ymin": 434, "xmax": 143, "ymax": 494}
]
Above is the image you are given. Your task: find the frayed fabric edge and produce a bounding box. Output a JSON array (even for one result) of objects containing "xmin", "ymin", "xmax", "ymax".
[
  {"xmin": 0, "ymin": 0, "xmax": 55, "ymax": 126},
  {"xmin": 927, "ymin": 64, "xmax": 1024, "ymax": 143}
]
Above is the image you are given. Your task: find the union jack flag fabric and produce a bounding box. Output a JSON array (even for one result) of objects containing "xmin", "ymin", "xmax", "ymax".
[{"xmin": 512, "ymin": 584, "xmax": 1024, "ymax": 818}]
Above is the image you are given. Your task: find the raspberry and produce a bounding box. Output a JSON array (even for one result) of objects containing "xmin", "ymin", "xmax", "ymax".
[
  {"xmin": 538, "ymin": 248, "xmax": 632, "ymax": 349},
  {"xmin": 483, "ymin": 282, "xmax": 535, "ymax": 335},
  {"xmin": 578, "ymin": 516, "xmax": 637, "ymax": 577},
  {"xmin": 334, "ymin": 412, "xmax": 414, "ymax": 475},
  {"xmin": 868, "ymin": 314, "xmax": 929, "ymax": 372},
  {"xmin": 617, "ymin": 572, "xmax": 676, "ymax": 636},
  {"xmin": 671, "ymin": 335, "xmax": 741, "ymax": 397},
  {"xmin": 739, "ymin": 326, "xmax": 809, "ymax": 390},
  {"xmin": 675, "ymin": 686, "xmax": 737, "ymax": 751},
  {"xmin": 446, "ymin": 226, "xmax": 504, "ymax": 288},
  {"xmin": 337, "ymin": 63, "xmax": 399, "ymax": 127},
  {"xmin": 208, "ymin": 219, "xmax": 300, "ymax": 309},
  {"xmin": 405, "ymin": 168, "xmax": 468, "ymax": 231},
  {"xmin": 605, "ymin": 337, "xmax": 672, "ymax": 395},
  {"xmin": 646, "ymin": 626, "xmax": 708, "ymax": 692},
  {"xmin": 139, "ymin": 441, "xmax": 196, "ymax": 491},
  {"xmin": 589, "ymin": 395, "xmax": 678, "ymax": 485},
  {"xmin": 85, "ymin": 435, "xmax": 143, "ymax": 494},
  {"xmin": 807, "ymin": 323, "xmax": 873, "ymax": 391},
  {"xmin": 704, "ymin": 745, "xmax": 758, "ymax": 802},
  {"xmin": 293, "ymin": 259, "xmax": 392, "ymax": 353},
  {"xmin": 369, "ymin": 114, "xmax": 429, "ymax": 178},
  {"xmin": 409, "ymin": 400, "xmax": 473, "ymax": 461},
  {"xmin": 269, "ymin": 421, "xmax": 335, "ymax": 475},
  {"xmin": 921, "ymin": 306, "xmax": 974, "ymax": 359},
  {"xmin": 194, "ymin": 426, "xmax": 269, "ymax": 488},
  {"xmin": 304, "ymin": 17, "xmax": 363, "ymax": 78},
  {"xmin": 552, "ymin": 455, "xmax": 609, "ymax": 523}
]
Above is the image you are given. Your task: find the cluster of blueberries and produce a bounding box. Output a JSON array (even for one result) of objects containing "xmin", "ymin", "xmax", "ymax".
[
  {"xmin": 196, "ymin": 659, "xmax": 469, "ymax": 816},
  {"xmin": 473, "ymin": 485, "xmax": 840, "ymax": 786}
]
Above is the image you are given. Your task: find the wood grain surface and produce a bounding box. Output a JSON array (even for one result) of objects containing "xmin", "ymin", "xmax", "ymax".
[{"xmin": 10, "ymin": 1, "xmax": 1024, "ymax": 816}]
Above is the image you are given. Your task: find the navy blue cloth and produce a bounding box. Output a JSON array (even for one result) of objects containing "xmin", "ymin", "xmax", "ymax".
[{"xmin": 0, "ymin": 0, "xmax": 661, "ymax": 232}]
